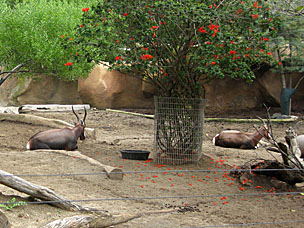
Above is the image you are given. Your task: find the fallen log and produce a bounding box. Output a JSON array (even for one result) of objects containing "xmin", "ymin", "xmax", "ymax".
[
  {"xmin": 36, "ymin": 150, "xmax": 123, "ymax": 180},
  {"xmin": 0, "ymin": 113, "xmax": 96, "ymax": 139},
  {"xmin": 105, "ymin": 108, "xmax": 297, "ymax": 123},
  {"xmin": 44, "ymin": 209, "xmax": 176, "ymax": 228},
  {"xmin": 0, "ymin": 169, "xmax": 99, "ymax": 212},
  {"xmin": 0, "ymin": 210, "xmax": 10, "ymax": 228},
  {"xmin": 19, "ymin": 104, "xmax": 91, "ymax": 113}
]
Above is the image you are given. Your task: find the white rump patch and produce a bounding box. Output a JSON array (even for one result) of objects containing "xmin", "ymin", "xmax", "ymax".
[
  {"xmin": 221, "ymin": 130, "xmax": 240, "ymax": 133},
  {"xmin": 212, "ymin": 134, "xmax": 219, "ymax": 145},
  {"xmin": 26, "ymin": 142, "xmax": 30, "ymax": 150}
]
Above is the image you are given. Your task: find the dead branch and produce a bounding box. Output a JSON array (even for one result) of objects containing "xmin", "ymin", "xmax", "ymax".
[
  {"xmin": 44, "ymin": 209, "xmax": 177, "ymax": 228},
  {"xmin": 0, "ymin": 210, "xmax": 10, "ymax": 228},
  {"xmin": 236, "ymin": 105, "xmax": 304, "ymax": 185},
  {"xmin": 0, "ymin": 169, "xmax": 101, "ymax": 212},
  {"xmin": 35, "ymin": 150, "xmax": 123, "ymax": 180},
  {"xmin": 0, "ymin": 113, "xmax": 96, "ymax": 139},
  {"xmin": 285, "ymin": 127, "xmax": 304, "ymax": 169},
  {"xmin": 0, "ymin": 64, "xmax": 24, "ymax": 86}
]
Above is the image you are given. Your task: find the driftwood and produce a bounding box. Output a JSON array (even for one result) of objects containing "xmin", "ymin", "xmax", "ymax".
[
  {"xmin": 0, "ymin": 113, "xmax": 96, "ymax": 139},
  {"xmin": 105, "ymin": 108, "xmax": 297, "ymax": 123},
  {"xmin": 19, "ymin": 104, "xmax": 91, "ymax": 113},
  {"xmin": 106, "ymin": 108, "xmax": 154, "ymax": 119},
  {"xmin": 284, "ymin": 127, "xmax": 304, "ymax": 168},
  {"xmin": 44, "ymin": 209, "xmax": 176, "ymax": 228},
  {"xmin": 234, "ymin": 126, "xmax": 304, "ymax": 185},
  {"xmin": 37, "ymin": 150, "xmax": 123, "ymax": 180},
  {"xmin": 0, "ymin": 169, "xmax": 99, "ymax": 212},
  {"xmin": 0, "ymin": 210, "xmax": 10, "ymax": 228}
]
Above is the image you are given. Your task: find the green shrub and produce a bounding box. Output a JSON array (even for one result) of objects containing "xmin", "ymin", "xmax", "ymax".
[{"xmin": 0, "ymin": 0, "xmax": 97, "ymax": 80}]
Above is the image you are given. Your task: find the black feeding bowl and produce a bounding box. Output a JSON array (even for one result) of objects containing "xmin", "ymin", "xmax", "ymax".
[{"xmin": 120, "ymin": 150, "xmax": 150, "ymax": 160}]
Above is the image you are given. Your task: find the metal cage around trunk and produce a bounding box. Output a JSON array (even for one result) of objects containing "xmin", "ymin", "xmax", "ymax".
[{"xmin": 153, "ymin": 96, "xmax": 207, "ymax": 165}]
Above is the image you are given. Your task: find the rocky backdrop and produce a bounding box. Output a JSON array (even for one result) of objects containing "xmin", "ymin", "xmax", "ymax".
[{"xmin": 0, "ymin": 64, "xmax": 303, "ymax": 112}]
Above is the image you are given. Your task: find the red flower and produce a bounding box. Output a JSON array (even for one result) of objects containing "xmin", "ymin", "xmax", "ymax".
[
  {"xmin": 79, "ymin": 24, "xmax": 83, "ymax": 28},
  {"xmin": 253, "ymin": 2, "xmax": 258, "ymax": 8},
  {"xmin": 235, "ymin": 8, "xmax": 243, "ymax": 15},
  {"xmin": 229, "ymin": 50, "xmax": 237, "ymax": 55},
  {"xmin": 64, "ymin": 62, "xmax": 72, "ymax": 66},
  {"xmin": 141, "ymin": 54, "xmax": 153, "ymax": 61},
  {"xmin": 251, "ymin": 14, "xmax": 259, "ymax": 19},
  {"xmin": 152, "ymin": 26, "xmax": 159, "ymax": 29},
  {"xmin": 123, "ymin": 13, "xmax": 128, "ymax": 16},
  {"xmin": 115, "ymin": 56, "xmax": 123, "ymax": 61},
  {"xmin": 82, "ymin": 8, "xmax": 90, "ymax": 12},
  {"xmin": 198, "ymin": 26, "xmax": 207, "ymax": 33},
  {"xmin": 211, "ymin": 61, "xmax": 216, "ymax": 65}
]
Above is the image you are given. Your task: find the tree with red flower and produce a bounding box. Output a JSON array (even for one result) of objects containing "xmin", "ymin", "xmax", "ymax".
[{"xmin": 69, "ymin": 0, "xmax": 279, "ymax": 98}]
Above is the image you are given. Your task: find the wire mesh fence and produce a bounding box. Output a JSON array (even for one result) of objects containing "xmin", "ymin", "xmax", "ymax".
[{"xmin": 154, "ymin": 96, "xmax": 207, "ymax": 165}]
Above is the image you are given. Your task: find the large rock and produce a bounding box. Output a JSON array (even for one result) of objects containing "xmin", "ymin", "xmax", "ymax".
[
  {"xmin": 0, "ymin": 75, "xmax": 82, "ymax": 106},
  {"xmin": 204, "ymin": 77, "xmax": 263, "ymax": 113},
  {"xmin": 257, "ymin": 70, "xmax": 304, "ymax": 111},
  {"xmin": 78, "ymin": 65, "xmax": 154, "ymax": 109}
]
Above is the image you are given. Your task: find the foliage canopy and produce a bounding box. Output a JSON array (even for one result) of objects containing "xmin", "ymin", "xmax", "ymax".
[
  {"xmin": 69, "ymin": 0, "xmax": 280, "ymax": 98},
  {"xmin": 0, "ymin": 0, "xmax": 97, "ymax": 80}
]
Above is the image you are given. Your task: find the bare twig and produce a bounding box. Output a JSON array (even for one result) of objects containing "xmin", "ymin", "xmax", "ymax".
[{"xmin": 0, "ymin": 64, "xmax": 24, "ymax": 86}]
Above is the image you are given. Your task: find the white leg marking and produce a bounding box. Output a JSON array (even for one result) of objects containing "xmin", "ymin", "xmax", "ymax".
[
  {"xmin": 26, "ymin": 142, "xmax": 30, "ymax": 150},
  {"xmin": 212, "ymin": 134, "xmax": 219, "ymax": 145}
]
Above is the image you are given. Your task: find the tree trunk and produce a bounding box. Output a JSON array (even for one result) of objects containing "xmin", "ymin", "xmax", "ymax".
[
  {"xmin": 280, "ymin": 88, "xmax": 296, "ymax": 115},
  {"xmin": 40, "ymin": 149, "xmax": 123, "ymax": 180},
  {"xmin": 0, "ymin": 169, "xmax": 100, "ymax": 212},
  {"xmin": 0, "ymin": 210, "xmax": 10, "ymax": 228}
]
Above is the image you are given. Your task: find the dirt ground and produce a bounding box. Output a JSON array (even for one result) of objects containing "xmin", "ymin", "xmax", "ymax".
[{"xmin": 0, "ymin": 107, "xmax": 303, "ymax": 228}]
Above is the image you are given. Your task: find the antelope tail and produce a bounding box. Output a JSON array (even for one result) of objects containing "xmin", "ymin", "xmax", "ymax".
[
  {"xmin": 26, "ymin": 142, "xmax": 30, "ymax": 150},
  {"xmin": 212, "ymin": 134, "xmax": 219, "ymax": 145}
]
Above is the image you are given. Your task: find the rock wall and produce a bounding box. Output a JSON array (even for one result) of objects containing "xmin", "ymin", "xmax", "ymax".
[
  {"xmin": 0, "ymin": 75, "xmax": 82, "ymax": 106},
  {"xmin": 78, "ymin": 65, "xmax": 154, "ymax": 109},
  {"xmin": 0, "ymin": 65, "xmax": 303, "ymax": 113}
]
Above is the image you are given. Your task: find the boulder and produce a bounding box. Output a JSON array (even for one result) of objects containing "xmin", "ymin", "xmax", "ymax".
[
  {"xmin": 0, "ymin": 75, "xmax": 82, "ymax": 106},
  {"xmin": 78, "ymin": 65, "xmax": 154, "ymax": 109},
  {"xmin": 204, "ymin": 77, "xmax": 263, "ymax": 112}
]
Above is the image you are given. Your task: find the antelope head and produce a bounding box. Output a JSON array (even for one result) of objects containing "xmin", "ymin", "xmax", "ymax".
[{"xmin": 72, "ymin": 106, "xmax": 87, "ymax": 140}]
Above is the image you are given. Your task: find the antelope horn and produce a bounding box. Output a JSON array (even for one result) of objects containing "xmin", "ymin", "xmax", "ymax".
[
  {"xmin": 72, "ymin": 105, "xmax": 80, "ymax": 122},
  {"xmin": 83, "ymin": 107, "xmax": 87, "ymax": 123}
]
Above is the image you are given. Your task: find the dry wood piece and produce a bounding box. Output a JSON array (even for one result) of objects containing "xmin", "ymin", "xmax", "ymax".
[
  {"xmin": 0, "ymin": 169, "xmax": 99, "ymax": 212},
  {"xmin": 0, "ymin": 113, "xmax": 96, "ymax": 139},
  {"xmin": 43, "ymin": 213, "xmax": 139, "ymax": 228},
  {"xmin": 284, "ymin": 127, "xmax": 304, "ymax": 168},
  {"xmin": 0, "ymin": 210, "xmax": 10, "ymax": 228},
  {"xmin": 44, "ymin": 209, "xmax": 176, "ymax": 228},
  {"xmin": 19, "ymin": 104, "xmax": 91, "ymax": 113},
  {"xmin": 36, "ymin": 150, "xmax": 123, "ymax": 180}
]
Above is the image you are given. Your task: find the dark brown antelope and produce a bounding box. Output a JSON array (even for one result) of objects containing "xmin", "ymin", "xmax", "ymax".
[
  {"xmin": 26, "ymin": 106, "xmax": 87, "ymax": 151},
  {"xmin": 212, "ymin": 125, "xmax": 269, "ymax": 149}
]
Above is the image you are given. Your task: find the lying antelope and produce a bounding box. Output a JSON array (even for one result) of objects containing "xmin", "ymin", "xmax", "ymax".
[
  {"xmin": 26, "ymin": 106, "xmax": 87, "ymax": 150},
  {"xmin": 212, "ymin": 125, "xmax": 269, "ymax": 149}
]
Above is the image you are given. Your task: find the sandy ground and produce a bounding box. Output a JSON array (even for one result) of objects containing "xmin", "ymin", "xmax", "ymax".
[{"xmin": 0, "ymin": 108, "xmax": 303, "ymax": 228}]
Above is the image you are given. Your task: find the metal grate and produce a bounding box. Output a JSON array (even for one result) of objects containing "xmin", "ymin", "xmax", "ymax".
[{"xmin": 154, "ymin": 96, "xmax": 207, "ymax": 165}]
